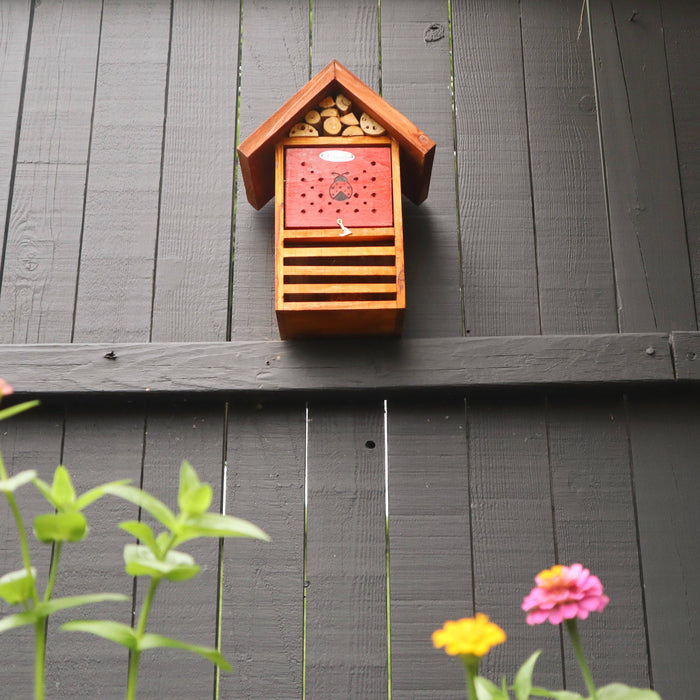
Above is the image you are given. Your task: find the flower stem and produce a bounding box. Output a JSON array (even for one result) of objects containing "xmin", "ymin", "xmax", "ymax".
[
  {"xmin": 564, "ymin": 618, "xmax": 598, "ymax": 700},
  {"xmin": 34, "ymin": 619, "xmax": 45, "ymax": 700},
  {"xmin": 126, "ymin": 577, "xmax": 160, "ymax": 700},
  {"xmin": 461, "ymin": 654, "xmax": 479, "ymax": 700},
  {"xmin": 44, "ymin": 541, "xmax": 62, "ymax": 602}
]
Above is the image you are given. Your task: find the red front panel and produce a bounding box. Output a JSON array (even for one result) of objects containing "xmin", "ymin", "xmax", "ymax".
[{"xmin": 284, "ymin": 145, "xmax": 393, "ymax": 229}]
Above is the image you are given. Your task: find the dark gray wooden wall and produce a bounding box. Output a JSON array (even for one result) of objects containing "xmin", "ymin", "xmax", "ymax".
[{"xmin": 0, "ymin": 0, "xmax": 698, "ymax": 698}]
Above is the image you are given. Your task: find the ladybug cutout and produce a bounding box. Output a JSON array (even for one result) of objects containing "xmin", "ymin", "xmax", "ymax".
[{"xmin": 329, "ymin": 172, "xmax": 353, "ymax": 201}]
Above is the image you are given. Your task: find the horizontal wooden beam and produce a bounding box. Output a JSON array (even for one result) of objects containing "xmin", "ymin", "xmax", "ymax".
[{"xmin": 0, "ymin": 333, "xmax": 687, "ymax": 397}]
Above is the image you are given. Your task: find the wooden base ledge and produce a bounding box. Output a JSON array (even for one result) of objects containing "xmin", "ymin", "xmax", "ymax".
[{"xmin": 0, "ymin": 333, "xmax": 695, "ymax": 397}]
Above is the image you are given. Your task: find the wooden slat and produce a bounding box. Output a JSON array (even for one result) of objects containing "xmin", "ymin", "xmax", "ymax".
[
  {"xmin": 452, "ymin": 0, "xmax": 540, "ymax": 336},
  {"xmin": 150, "ymin": 0, "xmax": 239, "ymax": 342},
  {"xmin": 467, "ymin": 396, "xmax": 563, "ymax": 687},
  {"xmin": 305, "ymin": 400, "xmax": 388, "ymax": 697},
  {"xmin": 0, "ymin": 333, "xmax": 675, "ymax": 395},
  {"xmin": 589, "ymin": 0, "xmax": 696, "ymax": 332},
  {"xmin": 387, "ymin": 399, "xmax": 471, "ymax": 699},
  {"xmin": 661, "ymin": 0, "xmax": 700, "ymax": 326},
  {"xmin": 220, "ymin": 401, "xmax": 305, "ymax": 699},
  {"xmin": 670, "ymin": 331, "xmax": 700, "ymax": 380},
  {"xmin": 283, "ymin": 245, "xmax": 396, "ymax": 258},
  {"xmin": 381, "ymin": 0, "xmax": 462, "ymax": 338},
  {"xmin": 521, "ymin": 0, "xmax": 617, "ymax": 334},
  {"xmin": 0, "ymin": 0, "xmax": 101, "ymax": 344},
  {"xmin": 547, "ymin": 395, "xmax": 649, "ymax": 690},
  {"xmin": 626, "ymin": 391, "xmax": 700, "ymax": 698},
  {"xmin": 283, "ymin": 226, "xmax": 396, "ymax": 242},
  {"xmin": 283, "ymin": 265, "xmax": 396, "ymax": 276},
  {"xmin": 72, "ymin": 0, "xmax": 171, "ymax": 343},
  {"xmin": 230, "ymin": 0, "xmax": 309, "ymax": 340},
  {"xmin": 281, "ymin": 300, "xmax": 398, "ymax": 311}
]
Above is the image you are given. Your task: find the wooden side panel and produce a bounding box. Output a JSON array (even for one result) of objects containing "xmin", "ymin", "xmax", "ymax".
[
  {"xmin": 547, "ymin": 395, "xmax": 648, "ymax": 691},
  {"xmin": 0, "ymin": 406, "xmax": 63, "ymax": 694},
  {"xmin": 230, "ymin": 1, "xmax": 309, "ymax": 339},
  {"xmin": 381, "ymin": 0, "xmax": 462, "ymax": 338},
  {"xmin": 220, "ymin": 401, "xmax": 305, "ymax": 699},
  {"xmin": 72, "ymin": 0, "xmax": 171, "ymax": 343},
  {"xmin": 0, "ymin": 0, "xmax": 101, "ymax": 344},
  {"xmin": 467, "ymin": 396, "xmax": 563, "ymax": 687},
  {"xmin": 626, "ymin": 391, "xmax": 700, "ymax": 698},
  {"xmin": 305, "ymin": 401, "xmax": 388, "ymax": 698},
  {"xmin": 150, "ymin": 0, "xmax": 239, "ymax": 342},
  {"xmin": 589, "ymin": 0, "xmax": 696, "ymax": 332},
  {"xmin": 661, "ymin": 0, "xmax": 700, "ymax": 326},
  {"xmin": 45, "ymin": 403, "xmax": 145, "ymax": 697},
  {"xmin": 0, "ymin": 0, "xmax": 30, "ymax": 264},
  {"xmin": 521, "ymin": 0, "xmax": 617, "ymax": 334},
  {"xmin": 453, "ymin": 0, "xmax": 540, "ymax": 336},
  {"xmin": 387, "ymin": 399, "xmax": 472, "ymax": 699}
]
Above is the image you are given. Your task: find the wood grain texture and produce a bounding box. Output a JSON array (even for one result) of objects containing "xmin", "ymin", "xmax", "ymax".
[
  {"xmin": 0, "ymin": 405, "xmax": 63, "ymax": 695},
  {"xmin": 304, "ymin": 400, "xmax": 388, "ymax": 697},
  {"xmin": 467, "ymin": 395, "xmax": 562, "ymax": 687},
  {"xmin": 521, "ymin": 0, "xmax": 617, "ymax": 334},
  {"xmin": 0, "ymin": 0, "xmax": 101, "ymax": 344},
  {"xmin": 626, "ymin": 390, "xmax": 700, "ymax": 697},
  {"xmin": 230, "ymin": 0, "xmax": 309, "ymax": 340},
  {"xmin": 452, "ymin": 0, "xmax": 540, "ymax": 336},
  {"xmin": 150, "ymin": 0, "xmax": 239, "ymax": 343},
  {"xmin": 381, "ymin": 0, "xmax": 463, "ymax": 338},
  {"xmin": 220, "ymin": 401, "xmax": 305, "ymax": 699},
  {"xmin": 661, "ymin": 0, "xmax": 700, "ymax": 326},
  {"xmin": 547, "ymin": 394, "xmax": 648, "ymax": 691},
  {"xmin": 0, "ymin": 0, "xmax": 30, "ymax": 264},
  {"xmin": 669, "ymin": 331, "xmax": 700, "ymax": 380},
  {"xmin": 45, "ymin": 402, "xmax": 145, "ymax": 698},
  {"xmin": 72, "ymin": 0, "xmax": 171, "ymax": 343},
  {"xmin": 589, "ymin": 0, "xmax": 696, "ymax": 332},
  {"xmin": 387, "ymin": 398, "xmax": 471, "ymax": 699}
]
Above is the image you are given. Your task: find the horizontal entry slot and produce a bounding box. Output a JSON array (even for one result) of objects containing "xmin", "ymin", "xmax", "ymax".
[
  {"xmin": 284, "ymin": 255, "xmax": 395, "ymax": 267},
  {"xmin": 284, "ymin": 276, "xmax": 396, "ymax": 286},
  {"xmin": 284, "ymin": 283, "xmax": 397, "ymax": 294},
  {"xmin": 284, "ymin": 292, "xmax": 397, "ymax": 303}
]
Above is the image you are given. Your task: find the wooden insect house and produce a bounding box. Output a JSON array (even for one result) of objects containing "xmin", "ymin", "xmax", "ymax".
[{"xmin": 238, "ymin": 60, "xmax": 436, "ymax": 339}]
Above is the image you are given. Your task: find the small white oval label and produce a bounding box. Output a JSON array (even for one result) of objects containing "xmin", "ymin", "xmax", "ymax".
[{"xmin": 319, "ymin": 150, "xmax": 355, "ymax": 163}]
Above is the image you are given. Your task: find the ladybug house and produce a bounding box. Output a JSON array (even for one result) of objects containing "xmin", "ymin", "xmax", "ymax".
[{"xmin": 238, "ymin": 60, "xmax": 436, "ymax": 339}]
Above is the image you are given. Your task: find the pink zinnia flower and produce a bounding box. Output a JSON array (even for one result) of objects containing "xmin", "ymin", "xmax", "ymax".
[
  {"xmin": 522, "ymin": 563, "xmax": 609, "ymax": 625},
  {"xmin": 0, "ymin": 379, "xmax": 13, "ymax": 397}
]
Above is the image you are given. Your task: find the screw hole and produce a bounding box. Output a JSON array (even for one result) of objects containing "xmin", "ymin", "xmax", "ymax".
[{"xmin": 365, "ymin": 440, "xmax": 376, "ymax": 449}]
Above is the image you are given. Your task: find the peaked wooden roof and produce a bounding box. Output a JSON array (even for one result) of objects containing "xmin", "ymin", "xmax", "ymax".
[{"xmin": 238, "ymin": 60, "xmax": 436, "ymax": 210}]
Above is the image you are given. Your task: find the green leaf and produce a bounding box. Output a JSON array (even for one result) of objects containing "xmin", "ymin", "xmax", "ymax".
[
  {"xmin": 475, "ymin": 676, "xmax": 510, "ymax": 700},
  {"xmin": 50, "ymin": 465, "xmax": 76, "ymax": 508},
  {"xmin": 137, "ymin": 632, "xmax": 232, "ymax": 671},
  {"xmin": 0, "ymin": 469, "xmax": 37, "ymax": 493},
  {"xmin": 0, "ymin": 567, "xmax": 36, "ymax": 605},
  {"xmin": 61, "ymin": 619, "xmax": 138, "ymax": 649},
  {"xmin": 74, "ymin": 479, "xmax": 131, "ymax": 511},
  {"xmin": 530, "ymin": 689, "xmax": 585, "ymax": 700},
  {"xmin": 33, "ymin": 476, "xmax": 56, "ymax": 507},
  {"xmin": 124, "ymin": 544, "xmax": 200, "ymax": 582},
  {"xmin": 178, "ymin": 512, "xmax": 270, "ymax": 544},
  {"xmin": 33, "ymin": 512, "xmax": 88, "ymax": 543},
  {"xmin": 119, "ymin": 520, "xmax": 160, "ymax": 555},
  {"xmin": 597, "ymin": 685, "xmax": 662, "ymax": 700},
  {"xmin": 0, "ymin": 400, "xmax": 40, "ymax": 422},
  {"xmin": 104, "ymin": 484, "xmax": 177, "ymax": 531},
  {"xmin": 33, "ymin": 592, "xmax": 128, "ymax": 618},
  {"xmin": 513, "ymin": 650, "xmax": 542, "ymax": 700},
  {"xmin": 0, "ymin": 610, "xmax": 38, "ymax": 633}
]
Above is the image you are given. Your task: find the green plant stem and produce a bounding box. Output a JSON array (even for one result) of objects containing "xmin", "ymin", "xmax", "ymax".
[
  {"xmin": 34, "ymin": 619, "xmax": 45, "ymax": 700},
  {"xmin": 44, "ymin": 541, "xmax": 62, "ymax": 602},
  {"xmin": 564, "ymin": 618, "xmax": 598, "ymax": 700},
  {"xmin": 126, "ymin": 577, "xmax": 161, "ymax": 700},
  {"xmin": 461, "ymin": 654, "xmax": 479, "ymax": 700}
]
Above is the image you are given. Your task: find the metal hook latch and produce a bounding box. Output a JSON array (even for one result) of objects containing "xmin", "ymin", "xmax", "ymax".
[{"xmin": 337, "ymin": 218, "xmax": 352, "ymax": 237}]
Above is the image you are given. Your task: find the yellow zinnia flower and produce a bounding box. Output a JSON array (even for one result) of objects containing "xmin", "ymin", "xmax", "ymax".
[{"xmin": 432, "ymin": 613, "xmax": 506, "ymax": 657}]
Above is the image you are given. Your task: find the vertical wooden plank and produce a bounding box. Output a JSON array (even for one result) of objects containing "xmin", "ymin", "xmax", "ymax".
[
  {"xmin": 220, "ymin": 401, "xmax": 305, "ymax": 700},
  {"xmin": 626, "ymin": 390, "xmax": 700, "ymax": 698},
  {"xmin": 452, "ymin": 0, "xmax": 540, "ymax": 336},
  {"xmin": 589, "ymin": 0, "xmax": 696, "ymax": 332},
  {"xmin": 521, "ymin": 0, "xmax": 617, "ymax": 334},
  {"xmin": 661, "ymin": 0, "xmax": 700, "ymax": 326},
  {"xmin": 135, "ymin": 399, "xmax": 225, "ymax": 698},
  {"xmin": 150, "ymin": 0, "xmax": 239, "ymax": 342},
  {"xmin": 387, "ymin": 398, "xmax": 471, "ymax": 699},
  {"xmin": 0, "ymin": 0, "xmax": 30, "ymax": 261},
  {"xmin": 45, "ymin": 401, "xmax": 145, "ymax": 697},
  {"xmin": 305, "ymin": 400, "xmax": 388, "ymax": 698},
  {"xmin": 72, "ymin": 0, "xmax": 171, "ymax": 343},
  {"xmin": 0, "ymin": 0, "xmax": 101, "ymax": 344},
  {"xmin": 547, "ymin": 394, "xmax": 648, "ymax": 691},
  {"xmin": 230, "ymin": 1, "xmax": 309, "ymax": 340},
  {"xmin": 467, "ymin": 394, "xmax": 562, "ymax": 688},
  {"xmin": 0, "ymin": 405, "xmax": 63, "ymax": 695},
  {"xmin": 381, "ymin": 0, "xmax": 463, "ymax": 338}
]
